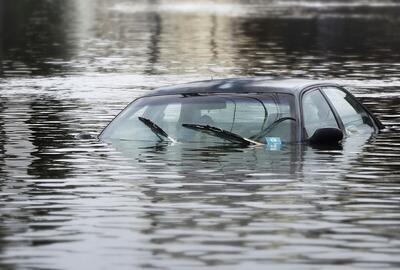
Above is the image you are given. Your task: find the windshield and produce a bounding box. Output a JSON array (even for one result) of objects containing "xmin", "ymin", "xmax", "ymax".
[{"xmin": 100, "ymin": 93, "xmax": 296, "ymax": 144}]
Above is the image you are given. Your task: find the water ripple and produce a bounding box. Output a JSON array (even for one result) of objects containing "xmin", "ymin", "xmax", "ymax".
[{"xmin": 1, "ymin": 0, "xmax": 400, "ymax": 269}]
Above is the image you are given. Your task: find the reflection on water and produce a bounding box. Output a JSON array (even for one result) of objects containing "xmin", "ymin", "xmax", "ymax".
[
  {"xmin": 1, "ymin": 0, "xmax": 400, "ymax": 269},
  {"xmin": 0, "ymin": 0, "xmax": 76, "ymax": 76}
]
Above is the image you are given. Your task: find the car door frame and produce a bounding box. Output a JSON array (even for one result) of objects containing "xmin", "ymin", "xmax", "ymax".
[
  {"xmin": 299, "ymin": 85, "xmax": 344, "ymax": 141},
  {"xmin": 319, "ymin": 85, "xmax": 384, "ymax": 132},
  {"xmin": 299, "ymin": 84, "xmax": 383, "ymax": 142}
]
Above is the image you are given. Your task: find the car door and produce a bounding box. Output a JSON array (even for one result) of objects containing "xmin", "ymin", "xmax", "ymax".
[
  {"xmin": 321, "ymin": 87, "xmax": 376, "ymax": 135},
  {"xmin": 301, "ymin": 88, "xmax": 340, "ymax": 140}
]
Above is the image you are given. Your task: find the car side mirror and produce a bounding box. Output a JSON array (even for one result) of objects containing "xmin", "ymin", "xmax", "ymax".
[{"xmin": 309, "ymin": 128, "xmax": 343, "ymax": 145}]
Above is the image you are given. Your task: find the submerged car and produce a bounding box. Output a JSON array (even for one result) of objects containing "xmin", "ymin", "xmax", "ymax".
[{"xmin": 99, "ymin": 78, "xmax": 384, "ymax": 146}]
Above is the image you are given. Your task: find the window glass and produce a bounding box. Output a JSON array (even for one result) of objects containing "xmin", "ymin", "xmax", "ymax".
[
  {"xmin": 322, "ymin": 87, "xmax": 374, "ymax": 134},
  {"xmin": 302, "ymin": 90, "xmax": 338, "ymax": 138},
  {"xmin": 108, "ymin": 103, "xmax": 160, "ymax": 141},
  {"xmin": 100, "ymin": 94, "xmax": 296, "ymax": 143},
  {"xmin": 260, "ymin": 94, "xmax": 296, "ymax": 143}
]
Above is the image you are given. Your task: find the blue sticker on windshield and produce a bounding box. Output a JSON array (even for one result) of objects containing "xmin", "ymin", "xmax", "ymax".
[{"xmin": 265, "ymin": 137, "xmax": 282, "ymax": 150}]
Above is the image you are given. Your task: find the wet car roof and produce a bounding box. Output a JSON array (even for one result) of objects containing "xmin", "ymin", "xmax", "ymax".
[{"xmin": 144, "ymin": 77, "xmax": 341, "ymax": 97}]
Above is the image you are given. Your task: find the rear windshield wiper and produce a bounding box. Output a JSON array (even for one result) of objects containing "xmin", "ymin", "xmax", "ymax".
[
  {"xmin": 182, "ymin": 123, "xmax": 261, "ymax": 146},
  {"xmin": 138, "ymin": 117, "xmax": 176, "ymax": 143}
]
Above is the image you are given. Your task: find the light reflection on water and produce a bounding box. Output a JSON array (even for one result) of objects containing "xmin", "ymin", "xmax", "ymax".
[{"xmin": 1, "ymin": 0, "xmax": 400, "ymax": 269}]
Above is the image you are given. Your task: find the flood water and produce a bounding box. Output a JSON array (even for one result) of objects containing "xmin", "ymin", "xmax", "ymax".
[{"xmin": 1, "ymin": 0, "xmax": 400, "ymax": 269}]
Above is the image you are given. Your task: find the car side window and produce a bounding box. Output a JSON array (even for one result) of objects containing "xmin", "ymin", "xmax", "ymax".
[
  {"xmin": 322, "ymin": 87, "xmax": 375, "ymax": 134},
  {"xmin": 302, "ymin": 89, "xmax": 339, "ymax": 138}
]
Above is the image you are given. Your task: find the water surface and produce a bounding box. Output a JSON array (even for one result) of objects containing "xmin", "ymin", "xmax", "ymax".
[{"xmin": 1, "ymin": 0, "xmax": 400, "ymax": 269}]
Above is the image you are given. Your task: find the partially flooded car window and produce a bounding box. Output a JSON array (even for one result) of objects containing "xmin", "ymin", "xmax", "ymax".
[
  {"xmin": 100, "ymin": 94, "xmax": 296, "ymax": 144},
  {"xmin": 302, "ymin": 89, "xmax": 339, "ymax": 138},
  {"xmin": 322, "ymin": 87, "xmax": 375, "ymax": 135}
]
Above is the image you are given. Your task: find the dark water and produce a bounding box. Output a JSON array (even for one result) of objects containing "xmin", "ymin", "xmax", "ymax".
[{"xmin": 1, "ymin": 0, "xmax": 400, "ymax": 269}]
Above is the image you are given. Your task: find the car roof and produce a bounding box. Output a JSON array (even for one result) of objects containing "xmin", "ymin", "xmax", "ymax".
[{"xmin": 144, "ymin": 77, "xmax": 341, "ymax": 97}]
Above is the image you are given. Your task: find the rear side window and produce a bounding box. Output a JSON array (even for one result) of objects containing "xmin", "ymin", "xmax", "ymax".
[
  {"xmin": 322, "ymin": 87, "xmax": 375, "ymax": 134},
  {"xmin": 302, "ymin": 89, "xmax": 338, "ymax": 138}
]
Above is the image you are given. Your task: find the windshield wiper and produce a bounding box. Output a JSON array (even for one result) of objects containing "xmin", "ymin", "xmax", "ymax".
[
  {"xmin": 250, "ymin": 117, "xmax": 296, "ymax": 141},
  {"xmin": 182, "ymin": 123, "xmax": 261, "ymax": 146},
  {"xmin": 138, "ymin": 117, "xmax": 176, "ymax": 143}
]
